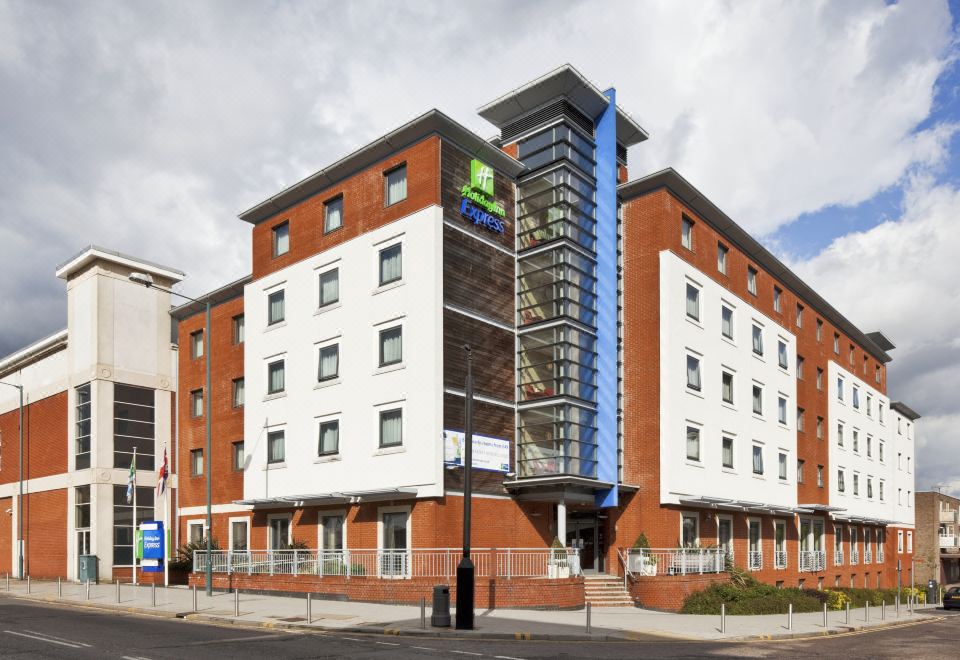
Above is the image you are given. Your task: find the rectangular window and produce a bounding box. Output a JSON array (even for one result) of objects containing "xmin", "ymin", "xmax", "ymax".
[
  {"xmin": 318, "ymin": 344, "xmax": 339, "ymax": 381},
  {"xmin": 685, "ymin": 283, "xmax": 700, "ymax": 321},
  {"xmin": 190, "ymin": 389, "xmax": 203, "ymax": 418},
  {"xmin": 752, "ymin": 325, "xmax": 763, "ymax": 356},
  {"xmin": 879, "ymin": 403, "xmax": 884, "ymax": 423},
  {"xmin": 318, "ymin": 420, "xmax": 340, "ymax": 456},
  {"xmin": 875, "ymin": 365, "xmax": 881, "ymax": 384},
  {"xmin": 190, "ymin": 330, "xmax": 204, "ymax": 359},
  {"xmin": 778, "ymin": 452, "xmax": 788, "ymax": 480},
  {"xmin": 722, "ymin": 371, "xmax": 734, "ymax": 404},
  {"xmin": 232, "ymin": 441, "xmax": 244, "ymax": 471},
  {"xmin": 817, "ymin": 416, "xmax": 823, "ymax": 439},
  {"xmin": 853, "ymin": 429, "xmax": 859, "ymax": 453},
  {"xmin": 796, "ymin": 304, "xmax": 804, "ymax": 327},
  {"xmin": 752, "ymin": 385, "xmax": 763, "ymax": 415},
  {"xmin": 113, "ymin": 384, "xmax": 155, "ymax": 470},
  {"xmin": 319, "ymin": 268, "xmax": 340, "ymax": 307},
  {"xmin": 817, "ymin": 465, "xmax": 823, "ymax": 487},
  {"xmin": 853, "ymin": 473, "xmax": 860, "ymax": 496},
  {"xmin": 75, "ymin": 383, "xmax": 92, "ymax": 470},
  {"xmin": 722, "ymin": 437, "xmax": 734, "ymax": 469},
  {"xmin": 747, "ymin": 266, "xmax": 757, "ymax": 295},
  {"xmin": 268, "ymin": 290, "xmax": 285, "ymax": 325},
  {"xmin": 721, "ymin": 305, "xmax": 734, "ymax": 339},
  {"xmin": 879, "ymin": 441, "xmax": 885, "ymax": 462},
  {"xmin": 849, "ymin": 344, "xmax": 855, "ymax": 365},
  {"xmin": 797, "ymin": 458, "xmax": 804, "ymax": 483},
  {"xmin": 686, "ymin": 355, "xmax": 701, "ymax": 391},
  {"xmin": 267, "ymin": 430, "xmax": 285, "ymax": 463},
  {"xmin": 385, "ymin": 164, "xmax": 407, "ymax": 205},
  {"xmin": 272, "ymin": 221, "xmax": 289, "ymax": 257},
  {"xmin": 681, "ymin": 216, "xmax": 694, "ymax": 249},
  {"xmin": 907, "ymin": 531, "xmax": 913, "ymax": 553},
  {"xmin": 778, "ymin": 396, "xmax": 787, "ymax": 425},
  {"xmin": 816, "ymin": 367, "xmax": 823, "ymax": 390},
  {"xmin": 379, "ymin": 243, "xmax": 402, "ymax": 286},
  {"xmin": 838, "ymin": 469, "xmax": 845, "ymax": 492},
  {"xmin": 232, "ymin": 314, "xmax": 245, "ymax": 344},
  {"xmin": 867, "ymin": 477, "xmax": 873, "ymax": 499},
  {"xmin": 321, "ymin": 515, "xmax": 344, "ymax": 551},
  {"xmin": 75, "ymin": 484, "xmax": 91, "ymax": 531},
  {"xmin": 837, "ymin": 422, "xmax": 844, "ymax": 447},
  {"xmin": 866, "ymin": 435, "xmax": 872, "ymax": 457},
  {"xmin": 270, "ymin": 516, "xmax": 290, "ymax": 550},
  {"xmin": 113, "ymin": 485, "xmax": 153, "ymax": 566},
  {"xmin": 796, "ymin": 355, "xmax": 804, "ymax": 379},
  {"xmin": 686, "ymin": 426, "xmax": 701, "ymax": 461},
  {"xmin": 879, "ymin": 480, "xmax": 884, "ymax": 501},
  {"xmin": 232, "ymin": 378, "xmax": 244, "ymax": 408},
  {"xmin": 853, "ymin": 386, "xmax": 860, "ymax": 409},
  {"xmin": 752, "ymin": 445, "xmax": 764, "ymax": 475},
  {"xmin": 379, "ymin": 409, "xmax": 403, "ymax": 448},
  {"xmin": 324, "ymin": 196, "xmax": 343, "ymax": 233},
  {"xmin": 190, "ymin": 448, "xmax": 203, "ymax": 476},
  {"xmin": 797, "ymin": 407, "xmax": 805, "ymax": 431},
  {"xmin": 717, "ymin": 242, "xmax": 728, "ymax": 274},
  {"xmin": 837, "ymin": 377, "xmax": 844, "ymax": 401},
  {"xmin": 816, "ymin": 318, "xmax": 823, "ymax": 341},
  {"xmin": 773, "ymin": 286, "xmax": 782, "ymax": 313},
  {"xmin": 778, "ymin": 340, "xmax": 788, "ymax": 369},
  {"xmin": 231, "ymin": 520, "xmax": 249, "ymax": 552},
  {"xmin": 834, "ymin": 332, "xmax": 840, "ymax": 354},
  {"xmin": 379, "ymin": 326, "xmax": 403, "ymax": 366},
  {"xmin": 267, "ymin": 360, "xmax": 285, "ymax": 394}
]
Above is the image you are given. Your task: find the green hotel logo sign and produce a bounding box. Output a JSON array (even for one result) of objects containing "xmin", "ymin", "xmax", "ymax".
[
  {"xmin": 470, "ymin": 159, "xmax": 495, "ymax": 196},
  {"xmin": 460, "ymin": 159, "xmax": 505, "ymax": 234}
]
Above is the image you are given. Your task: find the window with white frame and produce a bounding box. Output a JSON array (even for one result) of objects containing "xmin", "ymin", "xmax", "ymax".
[
  {"xmin": 778, "ymin": 340, "xmax": 788, "ymax": 370},
  {"xmin": 232, "ymin": 378, "xmax": 244, "ymax": 408},
  {"xmin": 866, "ymin": 394, "xmax": 872, "ymax": 417},
  {"xmin": 752, "ymin": 384, "xmax": 763, "ymax": 415},
  {"xmin": 232, "ymin": 314, "xmax": 245, "ymax": 344},
  {"xmin": 190, "ymin": 330, "xmax": 204, "ymax": 359},
  {"xmin": 778, "ymin": 452, "xmax": 788, "ymax": 480},
  {"xmin": 188, "ymin": 520, "xmax": 206, "ymax": 545},
  {"xmin": 866, "ymin": 435, "xmax": 872, "ymax": 458},
  {"xmin": 269, "ymin": 515, "xmax": 291, "ymax": 550},
  {"xmin": 853, "ymin": 386, "xmax": 860, "ymax": 409},
  {"xmin": 319, "ymin": 268, "xmax": 339, "ymax": 307},
  {"xmin": 722, "ymin": 436, "xmax": 734, "ymax": 469},
  {"xmin": 907, "ymin": 531, "xmax": 913, "ymax": 553},
  {"xmin": 837, "ymin": 422, "xmax": 844, "ymax": 447},
  {"xmin": 747, "ymin": 266, "xmax": 757, "ymax": 295},
  {"xmin": 752, "ymin": 324, "xmax": 763, "ymax": 356},
  {"xmin": 752, "ymin": 444, "xmax": 764, "ymax": 475},
  {"xmin": 852, "ymin": 428, "xmax": 859, "ymax": 453},
  {"xmin": 681, "ymin": 513, "xmax": 698, "ymax": 547},
  {"xmin": 778, "ymin": 396, "xmax": 787, "ymax": 425},
  {"xmin": 773, "ymin": 286, "xmax": 782, "ymax": 313},
  {"xmin": 324, "ymin": 196, "xmax": 343, "ymax": 234},
  {"xmin": 879, "ymin": 441, "xmax": 885, "ymax": 462},
  {"xmin": 384, "ymin": 164, "xmax": 407, "ymax": 206},
  {"xmin": 721, "ymin": 305, "xmax": 734, "ymax": 339},
  {"xmin": 685, "ymin": 283, "xmax": 700, "ymax": 321},
  {"xmin": 686, "ymin": 354, "xmax": 701, "ymax": 391},
  {"xmin": 717, "ymin": 242, "xmax": 728, "ymax": 274},
  {"xmin": 898, "ymin": 530, "xmax": 904, "ymax": 553},
  {"xmin": 379, "ymin": 243, "xmax": 402, "ymax": 286},
  {"xmin": 686, "ymin": 425, "xmax": 701, "ymax": 461},
  {"xmin": 230, "ymin": 518, "xmax": 249, "ymax": 552},
  {"xmin": 272, "ymin": 221, "xmax": 289, "ymax": 257},
  {"xmin": 838, "ymin": 468, "xmax": 846, "ymax": 493},
  {"xmin": 320, "ymin": 514, "xmax": 345, "ymax": 551},
  {"xmin": 853, "ymin": 472, "xmax": 860, "ymax": 496},
  {"xmin": 867, "ymin": 477, "xmax": 873, "ymax": 499},
  {"xmin": 190, "ymin": 448, "xmax": 203, "ymax": 476},
  {"xmin": 190, "ymin": 389, "xmax": 203, "ymax": 418},
  {"xmin": 681, "ymin": 216, "xmax": 694, "ymax": 250},
  {"xmin": 817, "ymin": 465, "xmax": 823, "ymax": 487},
  {"xmin": 834, "ymin": 332, "xmax": 840, "ymax": 353},
  {"xmin": 837, "ymin": 377, "xmax": 844, "ymax": 401}
]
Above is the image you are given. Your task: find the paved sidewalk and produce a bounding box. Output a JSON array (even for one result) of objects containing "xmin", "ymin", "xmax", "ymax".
[{"xmin": 0, "ymin": 577, "xmax": 943, "ymax": 642}]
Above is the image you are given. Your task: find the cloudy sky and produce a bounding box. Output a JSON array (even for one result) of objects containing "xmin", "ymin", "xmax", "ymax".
[{"xmin": 1, "ymin": 1, "xmax": 957, "ymax": 494}]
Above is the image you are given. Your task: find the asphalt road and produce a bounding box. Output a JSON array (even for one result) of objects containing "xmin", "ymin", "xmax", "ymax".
[{"xmin": 0, "ymin": 598, "xmax": 957, "ymax": 659}]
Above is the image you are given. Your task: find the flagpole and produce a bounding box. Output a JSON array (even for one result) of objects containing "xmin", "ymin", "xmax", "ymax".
[
  {"xmin": 132, "ymin": 446, "xmax": 137, "ymax": 586},
  {"xmin": 163, "ymin": 446, "xmax": 169, "ymax": 587}
]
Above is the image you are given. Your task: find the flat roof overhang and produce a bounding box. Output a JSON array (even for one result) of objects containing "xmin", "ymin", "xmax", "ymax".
[
  {"xmin": 503, "ymin": 475, "xmax": 633, "ymax": 505},
  {"xmin": 235, "ymin": 487, "xmax": 418, "ymax": 508},
  {"xmin": 477, "ymin": 64, "xmax": 648, "ymax": 147},
  {"xmin": 677, "ymin": 495, "xmax": 809, "ymax": 516}
]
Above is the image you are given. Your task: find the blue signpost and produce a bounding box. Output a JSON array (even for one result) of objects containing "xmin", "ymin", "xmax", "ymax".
[{"xmin": 139, "ymin": 520, "xmax": 165, "ymax": 573}]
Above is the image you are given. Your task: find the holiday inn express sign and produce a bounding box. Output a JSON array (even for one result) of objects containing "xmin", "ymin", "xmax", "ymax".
[{"xmin": 460, "ymin": 159, "xmax": 506, "ymax": 234}]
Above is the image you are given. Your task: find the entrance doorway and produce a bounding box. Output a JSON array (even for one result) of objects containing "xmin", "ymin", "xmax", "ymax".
[{"xmin": 566, "ymin": 512, "xmax": 605, "ymax": 573}]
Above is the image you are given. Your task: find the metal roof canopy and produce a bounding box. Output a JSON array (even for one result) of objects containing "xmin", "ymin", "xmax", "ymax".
[
  {"xmin": 477, "ymin": 64, "xmax": 649, "ymax": 147},
  {"xmin": 619, "ymin": 169, "xmax": 893, "ymax": 365},
  {"xmin": 169, "ymin": 274, "xmax": 252, "ymax": 321},
  {"xmin": 238, "ymin": 109, "xmax": 524, "ymax": 226},
  {"xmin": 234, "ymin": 487, "xmax": 417, "ymax": 508},
  {"xmin": 891, "ymin": 401, "xmax": 921, "ymax": 420},
  {"xmin": 677, "ymin": 495, "xmax": 808, "ymax": 515}
]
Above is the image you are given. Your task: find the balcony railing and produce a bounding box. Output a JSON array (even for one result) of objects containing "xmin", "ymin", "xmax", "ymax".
[
  {"xmin": 940, "ymin": 535, "xmax": 958, "ymax": 548},
  {"xmin": 799, "ymin": 550, "xmax": 826, "ymax": 572},
  {"xmin": 834, "ymin": 550, "xmax": 844, "ymax": 566},
  {"xmin": 864, "ymin": 549, "xmax": 872, "ymax": 564},
  {"xmin": 194, "ymin": 548, "xmax": 581, "ymax": 580},
  {"xmin": 625, "ymin": 548, "xmax": 727, "ymax": 576},
  {"xmin": 940, "ymin": 509, "xmax": 959, "ymax": 523},
  {"xmin": 878, "ymin": 548, "xmax": 885, "ymax": 563},
  {"xmin": 748, "ymin": 551, "xmax": 763, "ymax": 571},
  {"xmin": 774, "ymin": 550, "xmax": 787, "ymax": 569},
  {"xmin": 851, "ymin": 549, "xmax": 860, "ymax": 565}
]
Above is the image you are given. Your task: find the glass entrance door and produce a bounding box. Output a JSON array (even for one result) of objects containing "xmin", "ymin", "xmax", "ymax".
[{"xmin": 566, "ymin": 513, "xmax": 603, "ymax": 573}]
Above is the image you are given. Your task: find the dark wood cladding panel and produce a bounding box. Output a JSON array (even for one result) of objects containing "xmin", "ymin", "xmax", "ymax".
[
  {"xmin": 443, "ymin": 393, "xmax": 514, "ymax": 495},
  {"xmin": 439, "ymin": 139, "xmax": 516, "ymax": 252},
  {"xmin": 443, "ymin": 227, "xmax": 514, "ymax": 325},
  {"xmin": 443, "ymin": 310, "xmax": 514, "ymax": 400}
]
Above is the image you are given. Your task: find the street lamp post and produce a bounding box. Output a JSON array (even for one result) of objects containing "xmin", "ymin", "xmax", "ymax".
[
  {"xmin": 455, "ymin": 345, "xmax": 474, "ymax": 630},
  {"xmin": 0, "ymin": 381, "xmax": 24, "ymax": 579},
  {"xmin": 130, "ymin": 273, "xmax": 213, "ymax": 596}
]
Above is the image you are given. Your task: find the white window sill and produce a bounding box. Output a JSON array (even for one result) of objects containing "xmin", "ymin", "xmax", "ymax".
[
  {"xmin": 374, "ymin": 446, "xmax": 405, "ymax": 457},
  {"xmin": 315, "ymin": 378, "xmax": 341, "ymax": 390},
  {"xmin": 721, "ymin": 467, "xmax": 737, "ymax": 475},
  {"xmin": 265, "ymin": 321, "xmax": 287, "ymax": 333},
  {"xmin": 315, "ymin": 454, "xmax": 341, "ymax": 464},
  {"xmin": 720, "ymin": 402, "xmax": 736, "ymax": 411},
  {"xmin": 373, "ymin": 280, "xmax": 405, "ymax": 296},
  {"xmin": 266, "ymin": 462, "xmax": 286, "ymax": 470},
  {"xmin": 752, "ymin": 352, "xmax": 765, "ymax": 363},
  {"xmin": 685, "ymin": 316, "xmax": 703, "ymax": 330},
  {"xmin": 752, "ymin": 413, "xmax": 764, "ymax": 421},
  {"xmin": 263, "ymin": 392, "xmax": 287, "ymax": 402},
  {"xmin": 374, "ymin": 362, "xmax": 406, "ymax": 376},
  {"xmin": 315, "ymin": 302, "xmax": 342, "ymax": 316},
  {"xmin": 752, "ymin": 474, "xmax": 766, "ymax": 481},
  {"xmin": 685, "ymin": 460, "xmax": 705, "ymax": 469},
  {"xmin": 720, "ymin": 336, "xmax": 736, "ymax": 347},
  {"xmin": 686, "ymin": 387, "xmax": 704, "ymax": 399}
]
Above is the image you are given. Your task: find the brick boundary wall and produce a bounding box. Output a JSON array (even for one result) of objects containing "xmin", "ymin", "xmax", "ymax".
[
  {"xmin": 627, "ymin": 573, "xmax": 730, "ymax": 612},
  {"xmin": 189, "ymin": 573, "xmax": 584, "ymax": 610}
]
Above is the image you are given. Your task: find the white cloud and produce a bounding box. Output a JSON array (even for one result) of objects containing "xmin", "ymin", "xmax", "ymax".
[{"xmin": 791, "ymin": 176, "xmax": 960, "ymax": 496}]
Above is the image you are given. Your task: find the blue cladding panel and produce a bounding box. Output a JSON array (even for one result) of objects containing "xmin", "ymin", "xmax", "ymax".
[{"xmin": 594, "ymin": 89, "xmax": 618, "ymax": 508}]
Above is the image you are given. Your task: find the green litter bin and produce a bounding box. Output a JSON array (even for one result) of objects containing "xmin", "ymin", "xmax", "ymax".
[{"xmin": 78, "ymin": 555, "xmax": 98, "ymax": 584}]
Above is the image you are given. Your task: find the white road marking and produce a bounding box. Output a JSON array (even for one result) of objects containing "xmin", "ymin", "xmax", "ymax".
[
  {"xmin": 450, "ymin": 652, "xmax": 483, "ymax": 657},
  {"xmin": 23, "ymin": 630, "xmax": 92, "ymax": 647},
  {"xmin": 341, "ymin": 637, "xmax": 362, "ymax": 641},
  {"xmin": 494, "ymin": 656, "xmax": 528, "ymax": 660},
  {"xmin": 375, "ymin": 641, "xmax": 401, "ymax": 646},
  {"xmin": 410, "ymin": 647, "xmax": 437, "ymax": 651},
  {"xmin": 122, "ymin": 656, "xmax": 153, "ymax": 660},
  {"xmin": 4, "ymin": 630, "xmax": 84, "ymax": 648}
]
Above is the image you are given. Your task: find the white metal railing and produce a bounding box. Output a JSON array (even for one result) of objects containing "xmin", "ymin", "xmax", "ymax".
[
  {"xmin": 625, "ymin": 548, "xmax": 726, "ymax": 576},
  {"xmin": 194, "ymin": 548, "xmax": 581, "ymax": 580},
  {"xmin": 878, "ymin": 548, "xmax": 884, "ymax": 563},
  {"xmin": 748, "ymin": 551, "xmax": 763, "ymax": 571},
  {"xmin": 800, "ymin": 550, "xmax": 826, "ymax": 572},
  {"xmin": 774, "ymin": 550, "xmax": 787, "ymax": 569},
  {"xmin": 864, "ymin": 548, "xmax": 872, "ymax": 564},
  {"xmin": 834, "ymin": 550, "xmax": 844, "ymax": 566},
  {"xmin": 851, "ymin": 548, "xmax": 859, "ymax": 565},
  {"xmin": 940, "ymin": 535, "xmax": 957, "ymax": 548}
]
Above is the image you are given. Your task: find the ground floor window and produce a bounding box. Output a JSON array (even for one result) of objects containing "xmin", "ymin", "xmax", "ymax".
[
  {"xmin": 269, "ymin": 515, "xmax": 291, "ymax": 550},
  {"xmin": 681, "ymin": 513, "xmax": 698, "ymax": 547},
  {"xmin": 75, "ymin": 485, "xmax": 91, "ymax": 557},
  {"xmin": 717, "ymin": 517, "xmax": 733, "ymax": 557},
  {"xmin": 230, "ymin": 518, "xmax": 249, "ymax": 551},
  {"xmin": 321, "ymin": 514, "xmax": 345, "ymax": 551},
  {"xmin": 380, "ymin": 508, "xmax": 409, "ymax": 577},
  {"xmin": 188, "ymin": 520, "xmax": 206, "ymax": 545},
  {"xmin": 112, "ymin": 485, "xmax": 153, "ymax": 566}
]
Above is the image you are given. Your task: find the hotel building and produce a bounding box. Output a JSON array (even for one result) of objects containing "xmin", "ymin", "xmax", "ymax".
[{"xmin": 0, "ymin": 66, "xmax": 918, "ymax": 608}]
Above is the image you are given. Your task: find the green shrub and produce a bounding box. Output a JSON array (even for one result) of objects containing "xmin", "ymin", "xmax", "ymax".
[
  {"xmin": 681, "ymin": 574, "xmax": 821, "ymax": 615},
  {"xmin": 170, "ymin": 537, "xmax": 221, "ymax": 572},
  {"xmin": 822, "ymin": 589, "xmax": 851, "ymax": 610}
]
